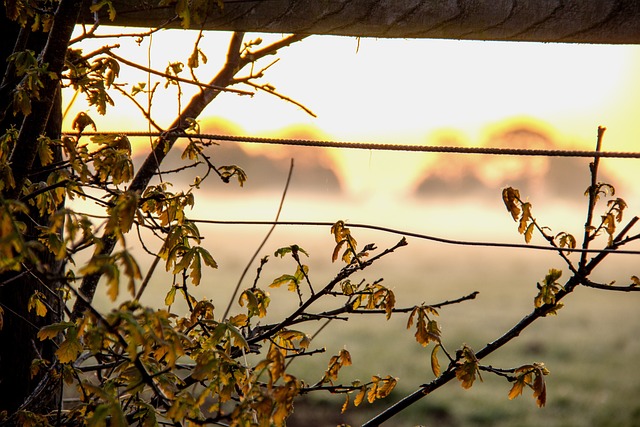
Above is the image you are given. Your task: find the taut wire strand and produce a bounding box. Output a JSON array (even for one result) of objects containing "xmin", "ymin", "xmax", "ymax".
[
  {"xmin": 62, "ymin": 131, "xmax": 640, "ymax": 158},
  {"xmin": 190, "ymin": 219, "xmax": 640, "ymax": 255}
]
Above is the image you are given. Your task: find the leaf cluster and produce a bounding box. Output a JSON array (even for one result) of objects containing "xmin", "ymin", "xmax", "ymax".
[
  {"xmin": 407, "ymin": 304, "xmax": 440, "ymax": 347},
  {"xmin": 331, "ymin": 220, "xmax": 359, "ymax": 264},
  {"xmin": 534, "ymin": 268, "xmax": 564, "ymax": 312},
  {"xmin": 65, "ymin": 49, "xmax": 120, "ymax": 115},
  {"xmin": 343, "ymin": 279, "xmax": 396, "ymax": 319},
  {"xmin": 584, "ymin": 183, "xmax": 627, "ymax": 245},
  {"xmin": 508, "ymin": 363, "xmax": 549, "ymax": 408},
  {"xmin": 7, "ymin": 49, "xmax": 57, "ymax": 116}
]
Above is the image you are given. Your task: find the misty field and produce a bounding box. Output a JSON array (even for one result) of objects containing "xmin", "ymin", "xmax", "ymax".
[
  {"xmin": 113, "ymin": 196, "xmax": 640, "ymax": 426},
  {"xmin": 81, "ymin": 138, "xmax": 640, "ymax": 426}
]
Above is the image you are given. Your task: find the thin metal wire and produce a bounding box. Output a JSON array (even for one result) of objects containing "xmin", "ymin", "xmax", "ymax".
[
  {"xmin": 63, "ymin": 131, "xmax": 640, "ymax": 158},
  {"xmin": 190, "ymin": 219, "xmax": 640, "ymax": 255}
]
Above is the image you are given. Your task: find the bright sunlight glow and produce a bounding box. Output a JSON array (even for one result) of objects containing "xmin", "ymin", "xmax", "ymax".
[{"xmin": 63, "ymin": 28, "xmax": 640, "ymax": 204}]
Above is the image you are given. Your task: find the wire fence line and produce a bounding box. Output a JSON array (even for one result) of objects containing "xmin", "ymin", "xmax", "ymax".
[
  {"xmin": 190, "ymin": 219, "xmax": 640, "ymax": 255},
  {"xmin": 62, "ymin": 130, "xmax": 640, "ymax": 256},
  {"xmin": 63, "ymin": 131, "xmax": 640, "ymax": 159}
]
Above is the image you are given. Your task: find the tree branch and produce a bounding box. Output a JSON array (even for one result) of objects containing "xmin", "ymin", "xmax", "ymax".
[
  {"xmin": 71, "ymin": 31, "xmax": 307, "ymax": 319},
  {"xmin": 104, "ymin": 49, "xmax": 254, "ymax": 96}
]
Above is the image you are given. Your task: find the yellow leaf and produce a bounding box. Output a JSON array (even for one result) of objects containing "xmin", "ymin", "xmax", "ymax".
[
  {"xmin": 502, "ymin": 187, "xmax": 521, "ymax": 221},
  {"xmin": 119, "ymin": 250, "xmax": 141, "ymax": 297},
  {"xmin": 406, "ymin": 306, "xmax": 418, "ymax": 329},
  {"xmin": 37, "ymin": 322, "xmax": 73, "ymax": 340},
  {"xmin": 105, "ymin": 264, "xmax": 120, "ymax": 302},
  {"xmin": 165, "ymin": 287, "xmax": 177, "ymax": 306},
  {"xmin": 332, "ymin": 240, "xmax": 345, "ymax": 263},
  {"xmin": 229, "ymin": 313, "xmax": 248, "ymax": 327},
  {"xmin": 367, "ymin": 379, "xmax": 379, "ymax": 403},
  {"xmin": 72, "ymin": 112, "xmax": 96, "ymax": 133},
  {"xmin": 455, "ymin": 346, "xmax": 481, "ymax": 389},
  {"xmin": 56, "ymin": 328, "xmax": 83, "ymax": 363},
  {"xmin": 270, "ymin": 274, "xmax": 298, "ymax": 291},
  {"xmin": 354, "ymin": 386, "xmax": 367, "ymax": 407},
  {"xmin": 533, "ymin": 367, "xmax": 547, "ymax": 407},
  {"xmin": 384, "ymin": 289, "xmax": 396, "ymax": 320},
  {"xmin": 299, "ymin": 335, "xmax": 310, "ymax": 349},
  {"xmin": 189, "ymin": 250, "xmax": 202, "ymax": 285},
  {"xmin": 341, "ymin": 394, "xmax": 350, "ymax": 413},
  {"xmin": 631, "ymin": 275, "xmax": 640, "ymax": 287},
  {"xmin": 339, "ymin": 349, "xmax": 352, "ymax": 367},
  {"xmin": 37, "ymin": 137, "xmax": 54, "ymax": 166},
  {"xmin": 17, "ymin": 411, "xmax": 49, "ymax": 427},
  {"xmin": 431, "ymin": 344, "xmax": 441, "ymax": 377},
  {"xmin": 28, "ymin": 292, "xmax": 47, "ymax": 317},
  {"xmin": 30, "ymin": 358, "xmax": 49, "ymax": 379},
  {"xmin": 524, "ymin": 222, "xmax": 534, "ymax": 243},
  {"xmin": 376, "ymin": 376, "xmax": 397, "ymax": 399},
  {"xmin": 508, "ymin": 377, "xmax": 526, "ymax": 400}
]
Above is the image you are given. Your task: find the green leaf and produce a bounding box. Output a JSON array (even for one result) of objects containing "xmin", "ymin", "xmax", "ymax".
[
  {"xmin": 226, "ymin": 323, "xmax": 249, "ymax": 349},
  {"xmin": 87, "ymin": 404, "xmax": 110, "ymax": 427},
  {"xmin": 176, "ymin": 0, "xmax": 190, "ymax": 28},
  {"xmin": 165, "ymin": 287, "xmax": 177, "ymax": 306},
  {"xmin": 197, "ymin": 246, "xmax": 217, "ymax": 268},
  {"xmin": 270, "ymin": 274, "xmax": 297, "ymax": 289},
  {"xmin": 89, "ymin": 0, "xmax": 117, "ymax": 21}
]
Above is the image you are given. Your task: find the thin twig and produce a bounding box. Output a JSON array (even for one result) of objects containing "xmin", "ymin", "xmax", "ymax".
[
  {"xmin": 222, "ymin": 158, "xmax": 295, "ymax": 321},
  {"xmin": 247, "ymin": 238, "xmax": 408, "ymax": 345},
  {"xmin": 316, "ymin": 292, "xmax": 479, "ymax": 318},
  {"xmin": 135, "ymin": 256, "xmax": 161, "ymax": 300},
  {"xmin": 581, "ymin": 280, "xmax": 640, "ymax": 292},
  {"xmin": 241, "ymin": 80, "xmax": 317, "ymax": 117},
  {"xmin": 579, "ymin": 126, "xmax": 606, "ymax": 269},
  {"xmin": 104, "ymin": 50, "xmax": 253, "ymax": 96}
]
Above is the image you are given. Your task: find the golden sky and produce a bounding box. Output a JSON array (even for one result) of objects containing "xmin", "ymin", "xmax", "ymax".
[{"xmin": 64, "ymin": 28, "xmax": 640, "ymax": 208}]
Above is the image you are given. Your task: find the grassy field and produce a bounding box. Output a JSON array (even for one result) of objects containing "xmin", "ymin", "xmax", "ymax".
[
  {"xmin": 88, "ymin": 190, "xmax": 640, "ymax": 426},
  {"xmin": 279, "ymin": 241, "xmax": 640, "ymax": 426}
]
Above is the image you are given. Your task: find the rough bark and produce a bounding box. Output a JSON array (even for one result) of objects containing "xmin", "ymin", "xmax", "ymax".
[
  {"xmin": 0, "ymin": 0, "xmax": 78, "ymax": 417},
  {"xmin": 0, "ymin": 91, "xmax": 64, "ymax": 415},
  {"xmin": 87, "ymin": 0, "xmax": 640, "ymax": 44},
  {"xmin": 9, "ymin": 0, "xmax": 83, "ymax": 196}
]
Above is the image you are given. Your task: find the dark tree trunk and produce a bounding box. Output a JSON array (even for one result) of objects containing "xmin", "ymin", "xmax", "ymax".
[
  {"xmin": 0, "ymin": 4, "xmax": 68, "ymax": 418},
  {"xmin": 0, "ymin": 91, "xmax": 64, "ymax": 418}
]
